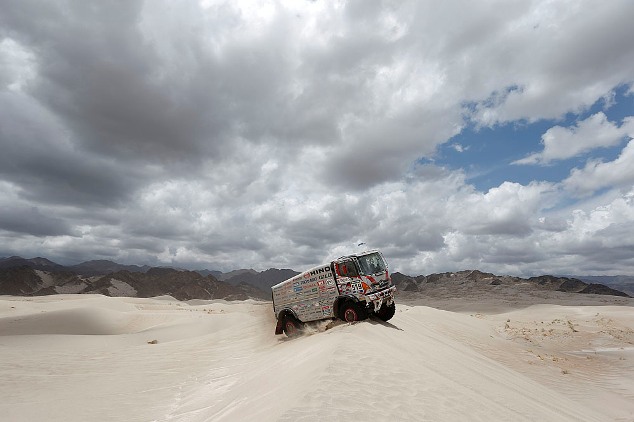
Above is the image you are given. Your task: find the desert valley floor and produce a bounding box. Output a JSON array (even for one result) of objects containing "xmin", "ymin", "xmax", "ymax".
[{"xmin": 1, "ymin": 293, "xmax": 633, "ymax": 421}]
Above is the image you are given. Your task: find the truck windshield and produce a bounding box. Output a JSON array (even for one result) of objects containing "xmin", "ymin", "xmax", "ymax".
[{"xmin": 357, "ymin": 252, "xmax": 386, "ymax": 275}]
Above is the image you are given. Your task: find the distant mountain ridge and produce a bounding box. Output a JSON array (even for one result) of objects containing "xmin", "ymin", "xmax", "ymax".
[
  {"xmin": 223, "ymin": 268, "xmax": 300, "ymax": 292},
  {"xmin": 0, "ymin": 256, "xmax": 630, "ymax": 300},
  {"xmin": 390, "ymin": 270, "xmax": 630, "ymax": 298},
  {"xmin": 0, "ymin": 256, "xmax": 65, "ymax": 271},
  {"xmin": 0, "ymin": 266, "xmax": 268, "ymax": 301},
  {"xmin": 567, "ymin": 275, "xmax": 634, "ymax": 297},
  {"xmin": 68, "ymin": 260, "xmax": 151, "ymax": 276},
  {"xmin": 0, "ymin": 257, "xmax": 298, "ymax": 301},
  {"xmin": 210, "ymin": 269, "xmax": 258, "ymax": 281}
]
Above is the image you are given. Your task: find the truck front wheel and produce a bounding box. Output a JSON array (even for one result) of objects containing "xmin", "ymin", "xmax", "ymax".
[
  {"xmin": 341, "ymin": 302, "xmax": 367, "ymax": 323},
  {"xmin": 375, "ymin": 303, "xmax": 396, "ymax": 322}
]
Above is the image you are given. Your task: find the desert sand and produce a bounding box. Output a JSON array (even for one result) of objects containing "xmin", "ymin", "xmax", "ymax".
[{"xmin": 1, "ymin": 293, "xmax": 633, "ymax": 421}]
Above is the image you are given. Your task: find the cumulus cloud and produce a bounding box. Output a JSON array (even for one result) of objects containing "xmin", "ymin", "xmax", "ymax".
[
  {"xmin": 450, "ymin": 181, "xmax": 557, "ymax": 236},
  {"xmin": 563, "ymin": 135, "xmax": 634, "ymax": 197},
  {"xmin": 466, "ymin": 1, "xmax": 634, "ymax": 125},
  {"xmin": 534, "ymin": 191, "xmax": 634, "ymax": 273},
  {"xmin": 515, "ymin": 112, "xmax": 631, "ymax": 165},
  {"xmin": 451, "ymin": 143, "xmax": 468, "ymax": 153},
  {"xmin": 1, "ymin": 0, "xmax": 634, "ymax": 276}
]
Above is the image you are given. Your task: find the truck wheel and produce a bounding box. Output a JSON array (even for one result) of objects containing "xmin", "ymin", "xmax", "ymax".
[
  {"xmin": 283, "ymin": 315, "xmax": 302, "ymax": 337},
  {"xmin": 341, "ymin": 302, "xmax": 367, "ymax": 323},
  {"xmin": 375, "ymin": 303, "xmax": 396, "ymax": 322}
]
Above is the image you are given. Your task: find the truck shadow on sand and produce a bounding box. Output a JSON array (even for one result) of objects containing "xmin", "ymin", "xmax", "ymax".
[{"xmin": 367, "ymin": 316, "xmax": 404, "ymax": 331}]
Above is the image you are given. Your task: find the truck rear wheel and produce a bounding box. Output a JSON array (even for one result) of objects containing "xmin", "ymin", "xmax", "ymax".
[
  {"xmin": 283, "ymin": 315, "xmax": 302, "ymax": 337},
  {"xmin": 341, "ymin": 302, "xmax": 367, "ymax": 323},
  {"xmin": 375, "ymin": 303, "xmax": 396, "ymax": 322}
]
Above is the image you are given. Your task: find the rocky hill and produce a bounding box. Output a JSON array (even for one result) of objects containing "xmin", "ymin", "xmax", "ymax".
[
  {"xmin": 572, "ymin": 275, "xmax": 634, "ymax": 297},
  {"xmin": 391, "ymin": 270, "xmax": 630, "ymax": 298},
  {"xmin": 0, "ymin": 266, "xmax": 267, "ymax": 301}
]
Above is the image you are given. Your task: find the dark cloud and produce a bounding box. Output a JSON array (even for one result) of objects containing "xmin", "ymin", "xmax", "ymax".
[
  {"xmin": 0, "ymin": 205, "xmax": 74, "ymax": 236},
  {"xmin": 0, "ymin": 93, "xmax": 147, "ymax": 207},
  {"xmin": 2, "ymin": 1, "xmax": 284, "ymax": 167},
  {"xmin": 484, "ymin": 242, "xmax": 545, "ymax": 265}
]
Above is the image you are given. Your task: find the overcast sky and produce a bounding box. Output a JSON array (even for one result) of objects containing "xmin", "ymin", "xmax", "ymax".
[{"xmin": 1, "ymin": 0, "xmax": 634, "ymax": 276}]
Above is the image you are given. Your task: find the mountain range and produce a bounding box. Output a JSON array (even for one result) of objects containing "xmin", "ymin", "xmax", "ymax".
[
  {"xmin": 390, "ymin": 270, "xmax": 631, "ymax": 298},
  {"xmin": 0, "ymin": 256, "xmax": 631, "ymax": 300}
]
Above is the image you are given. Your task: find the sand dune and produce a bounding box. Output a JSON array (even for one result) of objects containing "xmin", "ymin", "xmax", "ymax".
[{"xmin": 0, "ymin": 294, "xmax": 632, "ymax": 421}]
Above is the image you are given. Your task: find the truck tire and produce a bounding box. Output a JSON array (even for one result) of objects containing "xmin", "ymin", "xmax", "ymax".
[
  {"xmin": 283, "ymin": 315, "xmax": 302, "ymax": 337},
  {"xmin": 341, "ymin": 302, "xmax": 367, "ymax": 323},
  {"xmin": 375, "ymin": 303, "xmax": 396, "ymax": 322}
]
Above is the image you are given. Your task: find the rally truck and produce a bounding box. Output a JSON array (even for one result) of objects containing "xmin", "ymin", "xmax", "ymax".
[{"xmin": 272, "ymin": 250, "xmax": 396, "ymax": 337}]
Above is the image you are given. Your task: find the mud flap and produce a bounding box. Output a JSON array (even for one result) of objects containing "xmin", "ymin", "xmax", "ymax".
[{"xmin": 275, "ymin": 317, "xmax": 284, "ymax": 335}]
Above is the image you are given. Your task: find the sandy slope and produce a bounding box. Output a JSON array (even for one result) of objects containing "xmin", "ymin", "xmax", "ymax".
[{"xmin": 0, "ymin": 294, "xmax": 632, "ymax": 421}]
